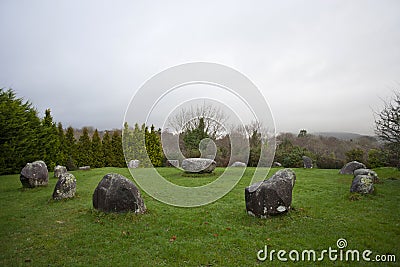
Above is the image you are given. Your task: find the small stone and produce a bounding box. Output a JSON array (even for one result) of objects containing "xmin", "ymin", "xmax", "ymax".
[
  {"xmin": 128, "ymin": 160, "xmax": 140, "ymax": 169},
  {"xmin": 20, "ymin": 160, "xmax": 49, "ymax": 188},
  {"xmin": 54, "ymin": 165, "xmax": 67, "ymax": 179},
  {"xmin": 52, "ymin": 173, "xmax": 76, "ymax": 200},
  {"xmin": 230, "ymin": 161, "xmax": 246, "ymax": 167},
  {"xmin": 353, "ymin": 168, "xmax": 379, "ymax": 183},
  {"xmin": 302, "ymin": 156, "xmax": 313, "ymax": 168},
  {"xmin": 273, "ymin": 162, "xmax": 282, "ymax": 167},
  {"xmin": 79, "ymin": 166, "xmax": 90, "ymax": 171},
  {"xmin": 350, "ymin": 175, "xmax": 374, "ymax": 194}
]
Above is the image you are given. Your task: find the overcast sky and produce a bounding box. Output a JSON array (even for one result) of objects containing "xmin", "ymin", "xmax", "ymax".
[{"xmin": 1, "ymin": 0, "xmax": 399, "ymax": 135}]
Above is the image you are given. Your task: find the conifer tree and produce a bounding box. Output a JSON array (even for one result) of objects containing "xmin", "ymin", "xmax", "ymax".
[
  {"xmin": 39, "ymin": 109, "xmax": 60, "ymax": 170},
  {"xmin": 102, "ymin": 131, "xmax": 113, "ymax": 167},
  {"xmin": 65, "ymin": 126, "xmax": 77, "ymax": 170},
  {"xmin": 183, "ymin": 117, "xmax": 209, "ymax": 157},
  {"xmin": 91, "ymin": 129, "xmax": 104, "ymax": 168},
  {"xmin": 133, "ymin": 123, "xmax": 147, "ymax": 165},
  {"xmin": 145, "ymin": 125, "xmax": 164, "ymax": 167},
  {"xmin": 0, "ymin": 88, "xmax": 41, "ymax": 174},
  {"xmin": 57, "ymin": 122, "xmax": 68, "ymax": 166},
  {"xmin": 111, "ymin": 130, "xmax": 125, "ymax": 167},
  {"xmin": 76, "ymin": 127, "xmax": 92, "ymax": 167},
  {"xmin": 122, "ymin": 122, "xmax": 134, "ymax": 162}
]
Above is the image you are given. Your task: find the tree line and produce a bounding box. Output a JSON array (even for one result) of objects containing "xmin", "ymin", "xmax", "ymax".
[
  {"xmin": 1, "ymin": 88, "xmax": 398, "ymax": 174},
  {"xmin": 0, "ymin": 89, "xmax": 163, "ymax": 174}
]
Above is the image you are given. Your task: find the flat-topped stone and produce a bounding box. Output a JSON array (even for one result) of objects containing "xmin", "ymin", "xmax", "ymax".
[{"xmin": 181, "ymin": 158, "xmax": 216, "ymax": 173}]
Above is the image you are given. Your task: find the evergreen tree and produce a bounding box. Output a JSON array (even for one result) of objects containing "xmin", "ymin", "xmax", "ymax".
[
  {"xmin": 111, "ymin": 130, "xmax": 125, "ymax": 167},
  {"xmin": 65, "ymin": 126, "xmax": 77, "ymax": 170},
  {"xmin": 134, "ymin": 124, "xmax": 148, "ymax": 166},
  {"xmin": 248, "ymin": 129, "xmax": 262, "ymax": 167},
  {"xmin": 91, "ymin": 129, "xmax": 104, "ymax": 168},
  {"xmin": 145, "ymin": 125, "xmax": 164, "ymax": 167},
  {"xmin": 183, "ymin": 117, "xmax": 209, "ymax": 157},
  {"xmin": 76, "ymin": 127, "xmax": 92, "ymax": 167},
  {"xmin": 39, "ymin": 109, "xmax": 60, "ymax": 170},
  {"xmin": 102, "ymin": 131, "xmax": 113, "ymax": 167},
  {"xmin": 0, "ymin": 88, "xmax": 41, "ymax": 174},
  {"xmin": 57, "ymin": 122, "xmax": 68, "ymax": 166},
  {"xmin": 122, "ymin": 122, "xmax": 134, "ymax": 162}
]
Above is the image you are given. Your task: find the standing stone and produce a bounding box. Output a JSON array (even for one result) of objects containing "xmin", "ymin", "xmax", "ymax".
[
  {"xmin": 353, "ymin": 168, "xmax": 380, "ymax": 183},
  {"xmin": 350, "ymin": 175, "xmax": 374, "ymax": 194},
  {"xmin": 302, "ymin": 156, "xmax": 313, "ymax": 168},
  {"xmin": 54, "ymin": 165, "xmax": 67, "ymax": 179},
  {"xmin": 231, "ymin": 161, "xmax": 246, "ymax": 167},
  {"xmin": 245, "ymin": 168, "xmax": 296, "ymax": 217},
  {"xmin": 166, "ymin": 160, "xmax": 179, "ymax": 167},
  {"xmin": 93, "ymin": 173, "xmax": 146, "ymax": 213},
  {"xmin": 52, "ymin": 173, "xmax": 77, "ymax": 200},
  {"xmin": 182, "ymin": 158, "xmax": 216, "ymax": 173},
  {"xmin": 339, "ymin": 161, "xmax": 366, "ymax": 174},
  {"xmin": 20, "ymin": 160, "xmax": 49, "ymax": 188},
  {"xmin": 128, "ymin": 160, "xmax": 140, "ymax": 169}
]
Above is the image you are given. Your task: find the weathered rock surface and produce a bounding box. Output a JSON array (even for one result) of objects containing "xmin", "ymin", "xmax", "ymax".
[
  {"xmin": 20, "ymin": 160, "xmax": 49, "ymax": 188},
  {"xmin": 166, "ymin": 160, "xmax": 179, "ymax": 167},
  {"xmin": 353, "ymin": 168, "xmax": 379, "ymax": 183},
  {"xmin": 339, "ymin": 161, "xmax": 366, "ymax": 174},
  {"xmin": 231, "ymin": 161, "xmax": 246, "ymax": 167},
  {"xmin": 302, "ymin": 156, "xmax": 313, "ymax": 168},
  {"xmin": 245, "ymin": 168, "xmax": 296, "ymax": 217},
  {"xmin": 93, "ymin": 173, "xmax": 146, "ymax": 213},
  {"xmin": 181, "ymin": 158, "xmax": 216, "ymax": 173},
  {"xmin": 128, "ymin": 160, "xmax": 140, "ymax": 169},
  {"xmin": 54, "ymin": 165, "xmax": 67, "ymax": 179},
  {"xmin": 52, "ymin": 173, "xmax": 76, "ymax": 200},
  {"xmin": 350, "ymin": 175, "xmax": 374, "ymax": 194}
]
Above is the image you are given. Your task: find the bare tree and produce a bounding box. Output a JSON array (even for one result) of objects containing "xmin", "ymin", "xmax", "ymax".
[
  {"xmin": 375, "ymin": 90, "xmax": 400, "ymax": 167},
  {"xmin": 167, "ymin": 102, "xmax": 229, "ymax": 138}
]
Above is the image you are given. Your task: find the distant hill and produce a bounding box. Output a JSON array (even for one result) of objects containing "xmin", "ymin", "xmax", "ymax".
[{"xmin": 312, "ymin": 132, "xmax": 376, "ymax": 141}]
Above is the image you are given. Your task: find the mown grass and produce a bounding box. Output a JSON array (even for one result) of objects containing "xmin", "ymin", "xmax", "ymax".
[{"xmin": 0, "ymin": 167, "xmax": 399, "ymax": 266}]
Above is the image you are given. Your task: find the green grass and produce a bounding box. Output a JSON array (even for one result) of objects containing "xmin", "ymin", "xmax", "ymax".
[{"xmin": 0, "ymin": 167, "xmax": 399, "ymax": 266}]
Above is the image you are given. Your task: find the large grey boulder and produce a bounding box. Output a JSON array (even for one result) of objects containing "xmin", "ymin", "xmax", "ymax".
[
  {"xmin": 231, "ymin": 161, "xmax": 246, "ymax": 167},
  {"xmin": 128, "ymin": 160, "xmax": 140, "ymax": 169},
  {"xmin": 353, "ymin": 168, "xmax": 379, "ymax": 183},
  {"xmin": 245, "ymin": 168, "xmax": 296, "ymax": 217},
  {"xmin": 181, "ymin": 158, "xmax": 216, "ymax": 173},
  {"xmin": 54, "ymin": 165, "xmax": 67, "ymax": 179},
  {"xmin": 339, "ymin": 161, "xmax": 366, "ymax": 174},
  {"xmin": 52, "ymin": 173, "xmax": 76, "ymax": 200},
  {"xmin": 302, "ymin": 156, "xmax": 313, "ymax": 168},
  {"xmin": 350, "ymin": 175, "xmax": 374, "ymax": 194},
  {"xmin": 93, "ymin": 173, "xmax": 146, "ymax": 213},
  {"xmin": 20, "ymin": 160, "xmax": 49, "ymax": 188}
]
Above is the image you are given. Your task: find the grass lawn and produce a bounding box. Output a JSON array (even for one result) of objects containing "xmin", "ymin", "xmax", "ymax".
[{"xmin": 0, "ymin": 167, "xmax": 399, "ymax": 266}]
